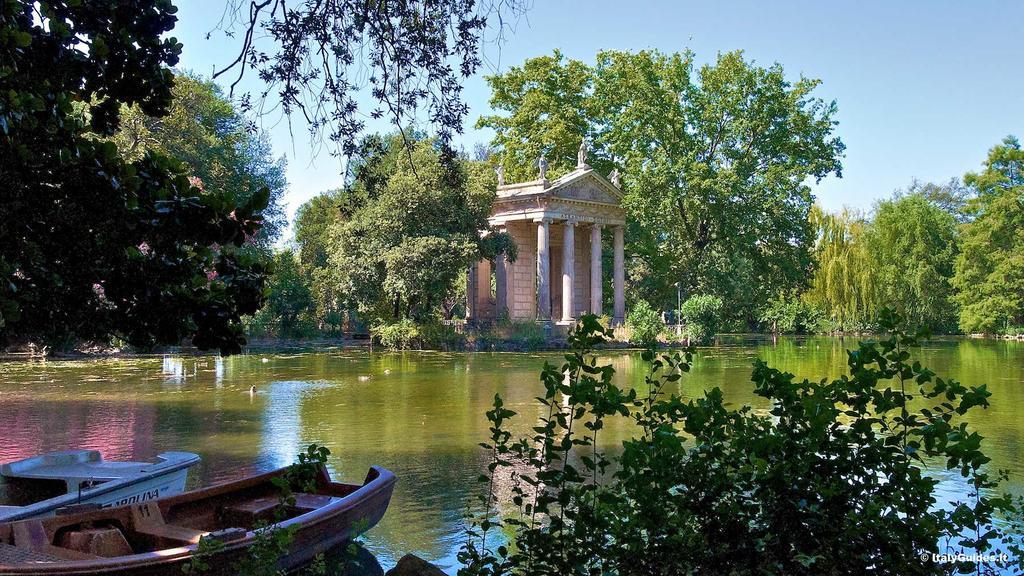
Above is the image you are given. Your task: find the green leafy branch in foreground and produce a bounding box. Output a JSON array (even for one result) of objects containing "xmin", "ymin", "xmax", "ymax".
[{"xmin": 459, "ymin": 312, "xmax": 1024, "ymax": 575}]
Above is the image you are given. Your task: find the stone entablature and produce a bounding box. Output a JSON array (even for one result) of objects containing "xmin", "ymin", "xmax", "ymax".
[
  {"xmin": 468, "ymin": 157, "xmax": 627, "ymax": 326},
  {"xmin": 488, "ymin": 169, "xmax": 627, "ymax": 227}
]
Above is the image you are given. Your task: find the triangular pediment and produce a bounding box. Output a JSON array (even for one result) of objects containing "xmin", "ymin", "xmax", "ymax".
[{"xmin": 548, "ymin": 169, "xmax": 623, "ymax": 205}]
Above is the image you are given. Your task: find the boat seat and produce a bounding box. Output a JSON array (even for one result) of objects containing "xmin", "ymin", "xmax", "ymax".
[
  {"xmin": 58, "ymin": 526, "xmax": 133, "ymax": 557},
  {"xmin": 291, "ymin": 493, "xmax": 336, "ymax": 512},
  {"xmin": 220, "ymin": 493, "xmax": 334, "ymax": 526},
  {"xmin": 221, "ymin": 495, "xmax": 281, "ymax": 525},
  {"xmin": 130, "ymin": 503, "xmax": 207, "ymax": 545},
  {"xmin": 9, "ymin": 521, "xmax": 101, "ymax": 561}
]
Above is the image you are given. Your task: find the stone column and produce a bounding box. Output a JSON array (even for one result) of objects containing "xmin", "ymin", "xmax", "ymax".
[
  {"xmin": 477, "ymin": 258, "xmax": 491, "ymax": 318},
  {"xmin": 613, "ymin": 226, "xmax": 625, "ymax": 325},
  {"xmin": 536, "ymin": 219, "xmax": 551, "ymax": 321},
  {"xmin": 561, "ymin": 221, "xmax": 576, "ymax": 322},
  {"xmin": 590, "ymin": 224, "xmax": 602, "ymax": 315},
  {"xmin": 495, "ymin": 253, "xmax": 508, "ymax": 319},
  {"xmin": 465, "ymin": 262, "xmax": 478, "ymax": 322}
]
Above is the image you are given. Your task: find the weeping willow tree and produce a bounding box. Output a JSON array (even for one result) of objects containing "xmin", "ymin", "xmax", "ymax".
[{"xmin": 805, "ymin": 206, "xmax": 878, "ymax": 330}]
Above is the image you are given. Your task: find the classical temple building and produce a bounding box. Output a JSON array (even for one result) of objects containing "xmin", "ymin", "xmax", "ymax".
[{"xmin": 466, "ymin": 145, "xmax": 627, "ymax": 325}]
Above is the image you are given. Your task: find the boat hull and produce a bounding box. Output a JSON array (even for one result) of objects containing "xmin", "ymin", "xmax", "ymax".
[
  {"xmin": 0, "ymin": 466, "xmax": 396, "ymax": 576},
  {"xmin": 0, "ymin": 453, "xmax": 199, "ymax": 522}
]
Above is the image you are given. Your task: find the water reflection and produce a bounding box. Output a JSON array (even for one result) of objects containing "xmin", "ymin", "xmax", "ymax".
[
  {"xmin": 214, "ymin": 356, "xmax": 224, "ymax": 386},
  {"xmin": 0, "ymin": 337, "xmax": 1022, "ymax": 571},
  {"xmin": 161, "ymin": 356, "xmax": 186, "ymax": 385}
]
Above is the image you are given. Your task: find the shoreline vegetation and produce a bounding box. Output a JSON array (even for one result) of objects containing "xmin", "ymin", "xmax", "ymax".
[{"xmin": 4, "ymin": 327, "xmax": 1022, "ymax": 362}]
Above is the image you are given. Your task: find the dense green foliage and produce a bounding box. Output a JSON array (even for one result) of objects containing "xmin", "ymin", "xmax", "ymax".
[
  {"xmin": 952, "ymin": 137, "xmax": 1024, "ymax": 334},
  {"xmin": 804, "ymin": 207, "xmax": 879, "ymax": 331},
  {"xmin": 480, "ymin": 49, "xmax": 845, "ymax": 323},
  {"xmin": 870, "ymin": 194, "xmax": 959, "ymax": 331},
  {"xmin": 625, "ymin": 300, "xmax": 662, "ymax": 347},
  {"xmin": 373, "ymin": 319, "xmax": 421, "ymax": 350},
  {"xmin": 247, "ymin": 250, "xmax": 315, "ymax": 339},
  {"xmin": 758, "ymin": 291, "xmax": 828, "ymax": 334},
  {"xmin": 244, "ymin": 43, "xmax": 1016, "ymax": 344},
  {"xmin": 475, "ymin": 50, "xmax": 1018, "ymax": 338},
  {"xmin": 807, "ymin": 195, "xmax": 962, "ymax": 333},
  {"xmin": 475, "ymin": 320, "xmax": 547, "ymax": 352},
  {"xmin": 460, "ymin": 314, "xmax": 1022, "ymax": 575},
  {"xmin": 477, "ymin": 51, "xmax": 600, "ymax": 182},
  {"xmin": 1, "ymin": 0, "xmax": 533, "ymax": 353},
  {"xmin": 264, "ymin": 133, "xmax": 518, "ymax": 346},
  {"xmin": 806, "ymin": 140, "xmax": 1022, "ymax": 336},
  {"xmin": 293, "ymin": 190, "xmax": 358, "ymax": 335},
  {"xmin": 113, "ymin": 74, "xmax": 288, "ymax": 252},
  {"xmin": 679, "ymin": 294, "xmax": 724, "ymax": 344},
  {"xmin": 328, "ymin": 135, "xmax": 513, "ymax": 326},
  {"xmin": 0, "ymin": 0, "xmax": 268, "ymax": 354}
]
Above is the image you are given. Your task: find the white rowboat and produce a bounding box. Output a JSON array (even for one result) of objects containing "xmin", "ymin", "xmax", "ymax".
[{"xmin": 0, "ymin": 451, "xmax": 200, "ymax": 522}]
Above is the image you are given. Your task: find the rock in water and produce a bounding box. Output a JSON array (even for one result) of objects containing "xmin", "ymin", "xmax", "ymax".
[
  {"xmin": 385, "ymin": 554, "xmax": 446, "ymax": 576},
  {"xmin": 322, "ymin": 543, "xmax": 384, "ymax": 576}
]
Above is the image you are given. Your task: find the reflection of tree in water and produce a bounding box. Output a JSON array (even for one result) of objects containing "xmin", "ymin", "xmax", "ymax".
[{"xmin": 0, "ymin": 398, "xmax": 156, "ymax": 462}]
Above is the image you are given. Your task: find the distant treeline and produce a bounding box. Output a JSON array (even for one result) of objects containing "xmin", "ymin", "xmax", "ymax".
[
  {"xmin": 255, "ymin": 133, "xmax": 1023, "ymax": 341},
  {"xmin": 250, "ymin": 50, "xmax": 1022, "ymax": 342},
  {"xmin": 795, "ymin": 137, "xmax": 1023, "ymax": 335}
]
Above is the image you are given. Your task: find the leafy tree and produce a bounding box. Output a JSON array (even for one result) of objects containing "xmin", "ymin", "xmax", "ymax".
[
  {"xmin": 210, "ymin": 0, "xmax": 529, "ymax": 155},
  {"xmin": 264, "ymin": 249, "xmax": 314, "ymax": 338},
  {"xmin": 113, "ymin": 74, "xmax": 288, "ymax": 251},
  {"xmin": 679, "ymin": 294, "xmax": 724, "ymax": 344},
  {"xmin": 327, "ymin": 134, "xmax": 515, "ymax": 324},
  {"xmin": 807, "ymin": 193, "xmax": 960, "ymax": 334},
  {"xmin": 293, "ymin": 189, "xmax": 366, "ymax": 333},
  {"xmin": 373, "ymin": 319, "xmax": 421, "ymax": 350},
  {"xmin": 294, "ymin": 193, "xmax": 343, "ymax": 271},
  {"xmin": 477, "ymin": 50, "xmax": 601, "ymax": 181},
  {"xmin": 869, "ymin": 193, "xmax": 959, "ymax": 332},
  {"xmin": 0, "ymin": 0, "xmax": 268, "ymax": 354},
  {"xmin": 805, "ymin": 206, "xmax": 878, "ymax": 331},
  {"xmin": 480, "ymin": 50, "xmax": 845, "ymax": 321},
  {"xmin": 907, "ymin": 178, "xmax": 974, "ymax": 224},
  {"xmin": 952, "ymin": 136, "xmax": 1024, "ymax": 334},
  {"xmin": 758, "ymin": 291, "xmax": 827, "ymax": 334},
  {"xmin": 625, "ymin": 300, "xmax": 663, "ymax": 347}
]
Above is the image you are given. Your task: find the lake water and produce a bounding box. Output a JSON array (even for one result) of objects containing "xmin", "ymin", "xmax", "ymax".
[{"xmin": 1, "ymin": 336, "xmax": 1022, "ymax": 572}]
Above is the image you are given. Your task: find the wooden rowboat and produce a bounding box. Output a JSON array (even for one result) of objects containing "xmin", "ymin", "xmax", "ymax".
[{"xmin": 0, "ymin": 465, "xmax": 396, "ymax": 575}]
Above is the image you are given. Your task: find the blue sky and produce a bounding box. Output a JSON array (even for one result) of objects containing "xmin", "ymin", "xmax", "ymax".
[{"xmin": 173, "ymin": 1, "xmax": 1023, "ymax": 237}]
